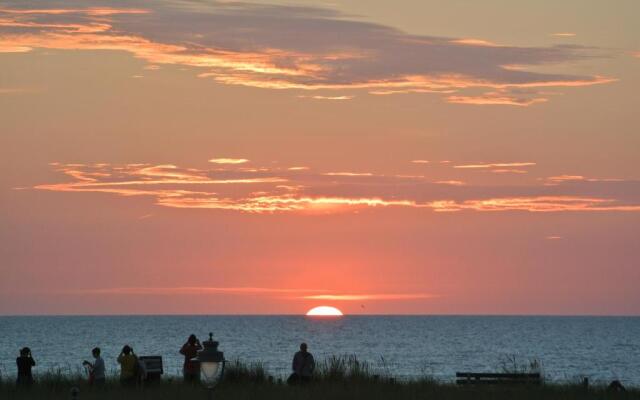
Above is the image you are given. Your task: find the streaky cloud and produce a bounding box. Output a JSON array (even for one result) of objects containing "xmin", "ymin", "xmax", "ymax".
[
  {"xmin": 298, "ymin": 94, "xmax": 354, "ymax": 100},
  {"xmin": 550, "ymin": 33, "xmax": 577, "ymax": 37},
  {"xmin": 324, "ymin": 172, "xmax": 374, "ymax": 177},
  {"xmin": 32, "ymin": 161, "xmax": 640, "ymax": 214},
  {"xmin": 209, "ymin": 158, "xmax": 250, "ymax": 164},
  {"xmin": 302, "ymin": 293, "xmax": 437, "ymax": 301},
  {"xmin": 454, "ymin": 162, "xmax": 536, "ymax": 169},
  {"xmin": 70, "ymin": 286, "xmax": 327, "ymax": 295},
  {"xmin": 447, "ymin": 93, "xmax": 549, "ymax": 106},
  {"xmin": 544, "ymin": 175, "xmax": 625, "ymax": 185},
  {"xmin": 0, "ymin": 0, "xmax": 615, "ymax": 105},
  {"xmin": 428, "ymin": 196, "xmax": 640, "ymax": 213},
  {"xmin": 435, "ymin": 180, "xmax": 466, "ymax": 186}
]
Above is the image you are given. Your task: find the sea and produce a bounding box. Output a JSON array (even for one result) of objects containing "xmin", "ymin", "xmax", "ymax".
[{"xmin": 1, "ymin": 316, "xmax": 638, "ymax": 386}]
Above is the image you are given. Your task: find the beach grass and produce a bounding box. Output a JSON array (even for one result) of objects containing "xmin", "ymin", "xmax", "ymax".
[
  {"xmin": 3, "ymin": 378, "xmax": 640, "ymax": 400},
  {"xmin": 2, "ymin": 357, "xmax": 639, "ymax": 400}
]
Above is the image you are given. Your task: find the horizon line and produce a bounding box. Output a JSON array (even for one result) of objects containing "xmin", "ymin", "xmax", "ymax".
[{"xmin": 1, "ymin": 313, "xmax": 638, "ymax": 317}]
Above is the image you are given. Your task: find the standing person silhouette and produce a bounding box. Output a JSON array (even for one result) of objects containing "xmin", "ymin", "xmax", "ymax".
[
  {"xmin": 288, "ymin": 343, "xmax": 315, "ymax": 384},
  {"xmin": 180, "ymin": 334, "xmax": 202, "ymax": 382},
  {"xmin": 83, "ymin": 347, "xmax": 106, "ymax": 385},
  {"xmin": 117, "ymin": 345, "xmax": 138, "ymax": 386},
  {"xmin": 16, "ymin": 347, "xmax": 36, "ymax": 386}
]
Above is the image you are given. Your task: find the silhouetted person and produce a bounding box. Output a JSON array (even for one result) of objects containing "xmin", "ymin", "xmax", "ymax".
[
  {"xmin": 608, "ymin": 380, "xmax": 626, "ymax": 392},
  {"xmin": 117, "ymin": 345, "xmax": 138, "ymax": 386},
  {"xmin": 180, "ymin": 334, "xmax": 202, "ymax": 382},
  {"xmin": 288, "ymin": 343, "xmax": 315, "ymax": 384},
  {"xmin": 83, "ymin": 347, "xmax": 106, "ymax": 385},
  {"xmin": 16, "ymin": 347, "xmax": 36, "ymax": 386}
]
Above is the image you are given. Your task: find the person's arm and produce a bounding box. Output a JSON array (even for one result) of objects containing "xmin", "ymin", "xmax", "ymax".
[
  {"xmin": 179, "ymin": 343, "xmax": 189, "ymax": 355},
  {"xmin": 117, "ymin": 354, "xmax": 124, "ymax": 364},
  {"xmin": 29, "ymin": 356, "xmax": 35, "ymax": 367},
  {"xmin": 293, "ymin": 353, "xmax": 302, "ymax": 374}
]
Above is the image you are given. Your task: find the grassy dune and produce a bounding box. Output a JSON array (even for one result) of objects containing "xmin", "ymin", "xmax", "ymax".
[
  {"xmin": 2, "ymin": 357, "xmax": 638, "ymax": 400},
  {"xmin": 3, "ymin": 378, "xmax": 640, "ymax": 400}
]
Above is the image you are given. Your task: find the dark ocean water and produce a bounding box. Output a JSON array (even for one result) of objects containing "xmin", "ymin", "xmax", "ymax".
[{"xmin": 1, "ymin": 316, "xmax": 638, "ymax": 385}]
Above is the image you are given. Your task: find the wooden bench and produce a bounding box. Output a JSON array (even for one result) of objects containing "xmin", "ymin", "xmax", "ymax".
[
  {"xmin": 456, "ymin": 372, "xmax": 541, "ymax": 385},
  {"xmin": 138, "ymin": 356, "xmax": 164, "ymax": 382}
]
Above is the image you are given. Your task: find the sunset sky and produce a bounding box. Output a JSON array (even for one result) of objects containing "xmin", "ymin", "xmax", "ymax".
[{"xmin": 1, "ymin": 0, "xmax": 639, "ymax": 315}]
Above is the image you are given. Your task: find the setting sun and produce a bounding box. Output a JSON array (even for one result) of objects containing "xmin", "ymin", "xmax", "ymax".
[{"xmin": 306, "ymin": 306, "xmax": 344, "ymax": 316}]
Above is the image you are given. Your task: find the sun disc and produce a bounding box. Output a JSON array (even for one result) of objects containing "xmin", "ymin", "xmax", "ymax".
[{"xmin": 306, "ymin": 306, "xmax": 343, "ymax": 316}]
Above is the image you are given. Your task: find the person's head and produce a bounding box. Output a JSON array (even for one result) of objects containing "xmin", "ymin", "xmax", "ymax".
[
  {"xmin": 300, "ymin": 343, "xmax": 308, "ymax": 352},
  {"xmin": 188, "ymin": 334, "xmax": 197, "ymax": 345},
  {"xmin": 122, "ymin": 345, "xmax": 132, "ymax": 355},
  {"xmin": 20, "ymin": 347, "xmax": 31, "ymax": 357},
  {"xmin": 92, "ymin": 347, "xmax": 101, "ymax": 358}
]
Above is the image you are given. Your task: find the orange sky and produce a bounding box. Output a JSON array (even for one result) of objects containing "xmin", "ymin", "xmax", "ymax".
[{"xmin": 1, "ymin": 0, "xmax": 639, "ymax": 315}]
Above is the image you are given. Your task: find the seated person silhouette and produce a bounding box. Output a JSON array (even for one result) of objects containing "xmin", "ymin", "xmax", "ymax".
[
  {"xmin": 288, "ymin": 343, "xmax": 315, "ymax": 385},
  {"xmin": 608, "ymin": 380, "xmax": 626, "ymax": 392}
]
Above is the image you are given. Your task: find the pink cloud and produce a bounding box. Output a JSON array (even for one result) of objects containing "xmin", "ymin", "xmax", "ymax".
[
  {"xmin": 434, "ymin": 180, "xmax": 466, "ymax": 186},
  {"xmin": 209, "ymin": 158, "xmax": 250, "ymax": 164},
  {"xmin": 454, "ymin": 162, "xmax": 536, "ymax": 169},
  {"xmin": 428, "ymin": 196, "xmax": 640, "ymax": 213},
  {"xmin": 31, "ymin": 162, "xmax": 640, "ymax": 214},
  {"xmin": 69, "ymin": 286, "xmax": 326, "ymax": 295},
  {"xmin": 0, "ymin": 7, "xmax": 149, "ymax": 16},
  {"xmin": 447, "ymin": 93, "xmax": 549, "ymax": 107},
  {"xmin": 450, "ymin": 38, "xmax": 500, "ymax": 47},
  {"xmin": 545, "ymin": 175, "xmax": 624, "ymax": 185},
  {"xmin": 302, "ymin": 293, "xmax": 437, "ymax": 301},
  {"xmin": 0, "ymin": 44, "xmax": 32, "ymax": 52},
  {"xmin": 298, "ymin": 95, "xmax": 354, "ymax": 100},
  {"xmin": 491, "ymin": 169, "xmax": 528, "ymax": 174},
  {"xmin": 0, "ymin": 3, "xmax": 615, "ymax": 104},
  {"xmin": 324, "ymin": 172, "xmax": 374, "ymax": 177}
]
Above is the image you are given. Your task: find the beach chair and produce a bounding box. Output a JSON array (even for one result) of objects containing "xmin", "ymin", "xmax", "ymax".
[{"xmin": 138, "ymin": 356, "xmax": 164, "ymax": 383}]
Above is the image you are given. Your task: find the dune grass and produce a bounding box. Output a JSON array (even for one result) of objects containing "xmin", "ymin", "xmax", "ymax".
[{"xmin": 1, "ymin": 356, "xmax": 638, "ymax": 400}]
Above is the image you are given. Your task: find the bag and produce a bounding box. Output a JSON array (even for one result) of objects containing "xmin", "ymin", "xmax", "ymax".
[{"xmin": 287, "ymin": 373, "xmax": 300, "ymax": 385}]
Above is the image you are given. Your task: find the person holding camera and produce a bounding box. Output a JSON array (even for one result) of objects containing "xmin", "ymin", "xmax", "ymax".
[
  {"xmin": 16, "ymin": 347, "xmax": 36, "ymax": 386},
  {"xmin": 179, "ymin": 334, "xmax": 202, "ymax": 382},
  {"xmin": 117, "ymin": 345, "xmax": 138, "ymax": 386}
]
